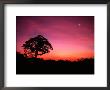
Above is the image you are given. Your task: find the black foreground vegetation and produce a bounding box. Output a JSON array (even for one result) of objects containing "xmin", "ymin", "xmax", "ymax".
[{"xmin": 16, "ymin": 52, "xmax": 94, "ymax": 74}]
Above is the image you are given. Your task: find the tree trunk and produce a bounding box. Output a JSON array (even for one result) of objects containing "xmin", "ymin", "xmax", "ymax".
[{"xmin": 35, "ymin": 51, "xmax": 38, "ymax": 58}]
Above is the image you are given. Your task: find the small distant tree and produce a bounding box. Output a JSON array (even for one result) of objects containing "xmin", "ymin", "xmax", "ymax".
[{"xmin": 22, "ymin": 35, "xmax": 53, "ymax": 58}]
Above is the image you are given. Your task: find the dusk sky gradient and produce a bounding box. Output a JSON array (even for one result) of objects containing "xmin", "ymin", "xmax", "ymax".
[{"xmin": 16, "ymin": 16, "xmax": 94, "ymax": 61}]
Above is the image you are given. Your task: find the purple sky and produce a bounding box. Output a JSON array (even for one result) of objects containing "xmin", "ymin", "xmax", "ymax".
[{"xmin": 16, "ymin": 16, "xmax": 94, "ymax": 61}]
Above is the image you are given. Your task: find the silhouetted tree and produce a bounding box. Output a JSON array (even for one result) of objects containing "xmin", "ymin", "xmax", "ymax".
[{"xmin": 22, "ymin": 35, "xmax": 53, "ymax": 58}]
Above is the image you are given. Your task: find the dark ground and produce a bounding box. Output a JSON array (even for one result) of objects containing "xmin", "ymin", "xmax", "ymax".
[{"xmin": 16, "ymin": 52, "xmax": 94, "ymax": 74}]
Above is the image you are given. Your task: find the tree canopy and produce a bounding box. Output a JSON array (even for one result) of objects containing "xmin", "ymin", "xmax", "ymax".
[{"xmin": 22, "ymin": 35, "xmax": 53, "ymax": 58}]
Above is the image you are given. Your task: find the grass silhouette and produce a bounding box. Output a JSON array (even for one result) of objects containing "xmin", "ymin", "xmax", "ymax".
[{"xmin": 16, "ymin": 52, "xmax": 94, "ymax": 74}]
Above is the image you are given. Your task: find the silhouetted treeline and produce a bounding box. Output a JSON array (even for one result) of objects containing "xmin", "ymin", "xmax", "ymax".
[{"xmin": 16, "ymin": 52, "xmax": 94, "ymax": 74}]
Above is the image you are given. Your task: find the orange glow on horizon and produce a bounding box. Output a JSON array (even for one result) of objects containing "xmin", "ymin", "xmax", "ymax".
[{"xmin": 17, "ymin": 49, "xmax": 94, "ymax": 61}]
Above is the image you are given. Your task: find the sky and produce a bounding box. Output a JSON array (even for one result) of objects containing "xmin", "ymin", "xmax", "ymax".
[{"xmin": 16, "ymin": 16, "xmax": 94, "ymax": 61}]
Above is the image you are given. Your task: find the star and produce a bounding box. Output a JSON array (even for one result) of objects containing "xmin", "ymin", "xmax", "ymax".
[{"xmin": 78, "ymin": 23, "xmax": 81, "ymax": 26}]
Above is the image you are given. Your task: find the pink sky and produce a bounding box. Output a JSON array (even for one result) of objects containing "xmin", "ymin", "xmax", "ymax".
[{"xmin": 16, "ymin": 16, "xmax": 94, "ymax": 61}]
